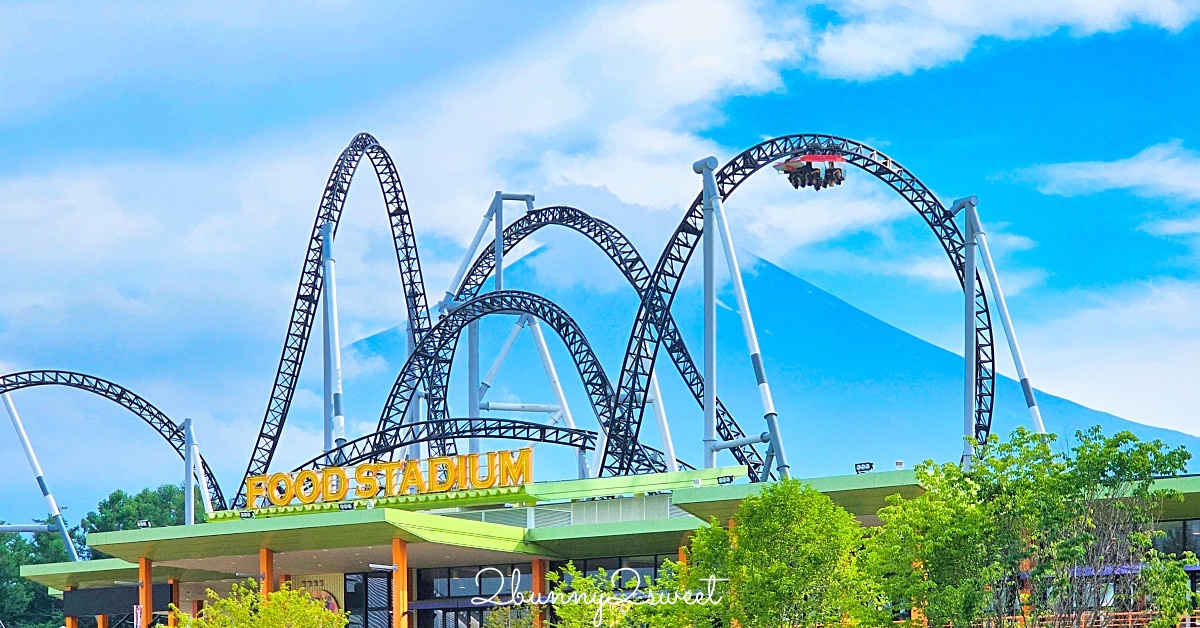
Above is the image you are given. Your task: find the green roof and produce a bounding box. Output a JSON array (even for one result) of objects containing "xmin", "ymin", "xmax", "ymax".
[
  {"xmin": 20, "ymin": 558, "xmax": 237, "ymax": 591},
  {"xmin": 672, "ymin": 469, "xmax": 923, "ymax": 521}
]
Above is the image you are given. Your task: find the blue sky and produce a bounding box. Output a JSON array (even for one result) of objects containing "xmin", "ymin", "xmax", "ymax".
[{"xmin": 3, "ymin": 0, "xmax": 1200, "ymax": 521}]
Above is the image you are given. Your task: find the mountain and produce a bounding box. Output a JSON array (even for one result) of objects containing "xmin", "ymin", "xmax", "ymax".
[{"xmin": 335, "ymin": 249, "xmax": 1200, "ymax": 481}]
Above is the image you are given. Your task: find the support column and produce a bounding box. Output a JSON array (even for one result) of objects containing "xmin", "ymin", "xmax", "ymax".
[
  {"xmin": 138, "ymin": 558, "xmax": 153, "ymax": 628},
  {"xmin": 167, "ymin": 578, "xmax": 180, "ymax": 627},
  {"xmin": 279, "ymin": 573, "xmax": 291, "ymax": 590},
  {"xmin": 962, "ymin": 209, "xmax": 978, "ymax": 467},
  {"xmin": 191, "ymin": 599, "xmax": 204, "ymax": 617},
  {"xmin": 677, "ymin": 546, "xmax": 687, "ymax": 565},
  {"xmin": 532, "ymin": 559, "xmax": 548, "ymax": 628},
  {"xmin": 392, "ymin": 539, "xmax": 409, "ymax": 628},
  {"xmin": 63, "ymin": 587, "xmax": 77, "ymax": 628},
  {"xmin": 259, "ymin": 548, "xmax": 275, "ymax": 595},
  {"xmin": 96, "ymin": 615, "xmax": 109, "ymax": 628}
]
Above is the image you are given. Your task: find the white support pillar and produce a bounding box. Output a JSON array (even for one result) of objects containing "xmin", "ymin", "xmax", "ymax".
[
  {"xmin": 696, "ymin": 156, "xmax": 790, "ymax": 478},
  {"xmin": 467, "ymin": 321, "xmax": 481, "ymax": 455},
  {"xmin": 3, "ymin": 393, "xmax": 79, "ymax": 561},
  {"xmin": 961, "ymin": 205, "xmax": 979, "ymax": 467},
  {"xmin": 696, "ymin": 158, "xmax": 718, "ymax": 470},
  {"xmin": 965, "ymin": 199, "xmax": 1046, "ymax": 434},
  {"xmin": 183, "ymin": 418, "xmax": 195, "ymax": 525},
  {"xmin": 493, "ymin": 191, "xmax": 505, "ymax": 292},
  {"xmin": 405, "ymin": 322, "xmax": 422, "ymax": 460},
  {"xmin": 480, "ymin": 315, "xmax": 529, "ymax": 399},
  {"xmin": 528, "ymin": 318, "xmax": 588, "ymax": 478},
  {"xmin": 320, "ymin": 223, "xmax": 346, "ymax": 454},
  {"xmin": 647, "ymin": 370, "xmax": 678, "ymax": 473}
]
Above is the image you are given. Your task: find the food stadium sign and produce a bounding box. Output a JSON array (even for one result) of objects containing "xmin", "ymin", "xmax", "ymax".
[{"xmin": 244, "ymin": 448, "xmax": 533, "ymax": 508}]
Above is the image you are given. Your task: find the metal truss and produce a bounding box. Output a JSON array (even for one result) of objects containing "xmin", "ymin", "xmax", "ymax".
[
  {"xmin": 236, "ymin": 133, "xmax": 435, "ymax": 507},
  {"xmin": 599, "ymin": 134, "xmax": 996, "ymax": 476},
  {"xmin": 422, "ymin": 205, "xmax": 768, "ymax": 480},
  {"xmin": 0, "ymin": 370, "xmax": 227, "ymax": 509},
  {"xmin": 315, "ymin": 290, "xmax": 674, "ymax": 473}
]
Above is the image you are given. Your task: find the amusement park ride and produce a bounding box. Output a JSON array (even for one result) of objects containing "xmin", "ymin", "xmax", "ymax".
[{"xmin": 0, "ymin": 134, "xmax": 1048, "ymax": 555}]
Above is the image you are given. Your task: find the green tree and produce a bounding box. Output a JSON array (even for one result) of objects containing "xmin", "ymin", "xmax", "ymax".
[
  {"xmin": 0, "ymin": 521, "xmax": 74, "ymax": 628},
  {"xmin": 864, "ymin": 461, "xmax": 995, "ymax": 628},
  {"xmin": 546, "ymin": 563, "xmax": 632, "ymax": 628},
  {"xmin": 80, "ymin": 484, "xmax": 203, "ymax": 558},
  {"xmin": 483, "ymin": 605, "xmax": 534, "ymax": 628},
  {"xmin": 173, "ymin": 579, "xmax": 348, "ymax": 628},
  {"xmin": 688, "ymin": 478, "xmax": 881, "ymax": 628}
]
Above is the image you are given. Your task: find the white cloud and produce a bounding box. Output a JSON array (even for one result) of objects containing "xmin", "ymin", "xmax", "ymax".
[
  {"xmin": 1023, "ymin": 278, "xmax": 1200, "ymax": 434},
  {"xmin": 1031, "ymin": 139, "xmax": 1200, "ymax": 202},
  {"xmin": 812, "ymin": 0, "xmax": 1200, "ymax": 80}
]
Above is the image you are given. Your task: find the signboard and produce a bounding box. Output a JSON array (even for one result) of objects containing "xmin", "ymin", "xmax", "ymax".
[
  {"xmin": 244, "ymin": 448, "xmax": 533, "ymax": 509},
  {"xmin": 295, "ymin": 573, "xmax": 345, "ymax": 612}
]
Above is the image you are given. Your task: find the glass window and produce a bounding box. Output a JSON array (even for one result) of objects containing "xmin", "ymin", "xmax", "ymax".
[
  {"xmin": 1156, "ymin": 521, "xmax": 1185, "ymax": 556},
  {"xmin": 344, "ymin": 573, "xmax": 366, "ymax": 611},
  {"xmin": 450, "ymin": 566, "xmax": 480, "ymax": 597},
  {"xmin": 512, "ymin": 562, "xmax": 533, "ymax": 592},
  {"xmin": 417, "ymin": 568, "xmax": 449, "ymax": 599},
  {"xmin": 585, "ymin": 557, "xmax": 620, "ymax": 579},
  {"xmin": 1186, "ymin": 520, "xmax": 1200, "ymax": 554},
  {"xmin": 478, "ymin": 565, "xmax": 508, "ymax": 598},
  {"xmin": 621, "ymin": 556, "xmax": 656, "ymax": 588}
]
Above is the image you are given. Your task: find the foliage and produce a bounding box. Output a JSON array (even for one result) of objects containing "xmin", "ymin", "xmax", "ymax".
[
  {"xmin": 969, "ymin": 427, "xmax": 1190, "ymax": 622},
  {"xmin": 1141, "ymin": 550, "xmax": 1198, "ymax": 628},
  {"xmin": 546, "ymin": 562, "xmax": 632, "ymax": 628},
  {"xmin": 483, "ymin": 604, "xmax": 534, "ymax": 628},
  {"xmin": 689, "ymin": 478, "xmax": 881, "ymax": 628},
  {"xmin": 864, "ymin": 461, "xmax": 996, "ymax": 628},
  {"xmin": 79, "ymin": 484, "xmax": 204, "ymax": 559},
  {"xmin": 172, "ymin": 579, "xmax": 348, "ymax": 628},
  {"xmin": 0, "ymin": 519, "xmax": 74, "ymax": 628}
]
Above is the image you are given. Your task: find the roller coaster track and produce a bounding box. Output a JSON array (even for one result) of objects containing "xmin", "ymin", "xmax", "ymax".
[
  {"xmin": 0, "ymin": 370, "xmax": 227, "ymax": 509},
  {"xmin": 293, "ymin": 417, "xmax": 696, "ymax": 472},
  {"xmin": 236, "ymin": 133, "xmax": 435, "ymax": 508},
  {"xmin": 599, "ymin": 134, "xmax": 996, "ymax": 476},
  {"xmin": 413, "ymin": 205, "xmax": 767, "ymax": 480},
  {"xmin": 318, "ymin": 290, "xmax": 673, "ymax": 474}
]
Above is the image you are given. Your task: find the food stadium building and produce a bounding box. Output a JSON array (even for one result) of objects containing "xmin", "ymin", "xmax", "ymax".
[{"xmin": 21, "ymin": 459, "xmax": 1200, "ymax": 628}]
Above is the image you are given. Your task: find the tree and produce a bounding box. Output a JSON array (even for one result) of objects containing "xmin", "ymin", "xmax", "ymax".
[
  {"xmin": 688, "ymin": 478, "xmax": 881, "ymax": 628},
  {"xmin": 483, "ymin": 605, "xmax": 534, "ymax": 628},
  {"xmin": 172, "ymin": 580, "xmax": 348, "ymax": 628},
  {"xmin": 864, "ymin": 461, "xmax": 995, "ymax": 628},
  {"xmin": 0, "ymin": 521, "xmax": 74, "ymax": 628},
  {"xmin": 80, "ymin": 484, "xmax": 203, "ymax": 558}
]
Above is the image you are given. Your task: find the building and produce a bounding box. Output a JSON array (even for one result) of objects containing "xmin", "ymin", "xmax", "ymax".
[{"xmin": 20, "ymin": 461, "xmax": 1200, "ymax": 628}]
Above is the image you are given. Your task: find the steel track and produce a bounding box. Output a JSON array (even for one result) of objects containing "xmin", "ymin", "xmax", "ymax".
[
  {"xmin": 414, "ymin": 205, "xmax": 768, "ymax": 480},
  {"xmin": 599, "ymin": 134, "xmax": 996, "ymax": 476},
  {"xmin": 0, "ymin": 370, "xmax": 226, "ymax": 509},
  {"xmin": 236, "ymin": 133, "xmax": 435, "ymax": 507}
]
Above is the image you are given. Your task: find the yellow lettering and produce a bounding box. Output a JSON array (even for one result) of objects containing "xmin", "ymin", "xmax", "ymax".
[
  {"xmin": 457, "ymin": 455, "xmax": 469, "ymax": 490},
  {"xmin": 354, "ymin": 464, "xmax": 379, "ymax": 499},
  {"xmin": 428, "ymin": 456, "xmax": 457, "ymax": 492},
  {"xmin": 375, "ymin": 461, "xmax": 405, "ymax": 497},
  {"xmin": 267, "ymin": 472, "xmax": 294, "ymax": 507},
  {"xmin": 245, "ymin": 476, "xmax": 268, "ymax": 509},
  {"xmin": 399, "ymin": 459, "xmax": 427, "ymax": 495},
  {"xmin": 323, "ymin": 467, "xmax": 349, "ymax": 501},
  {"xmin": 499, "ymin": 448, "xmax": 533, "ymax": 486},
  {"xmin": 293, "ymin": 470, "xmax": 321, "ymax": 504},
  {"xmin": 470, "ymin": 452, "xmax": 499, "ymax": 489}
]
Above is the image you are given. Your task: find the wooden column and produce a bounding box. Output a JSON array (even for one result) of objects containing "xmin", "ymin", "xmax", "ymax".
[
  {"xmin": 259, "ymin": 548, "xmax": 275, "ymax": 595},
  {"xmin": 167, "ymin": 578, "xmax": 180, "ymax": 626},
  {"xmin": 191, "ymin": 599, "xmax": 204, "ymax": 617},
  {"xmin": 532, "ymin": 558, "xmax": 548, "ymax": 628},
  {"xmin": 96, "ymin": 615, "xmax": 109, "ymax": 628},
  {"xmin": 138, "ymin": 557, "xmax": 153, "ymax": 628},
  {"xmin": 392, "ymin": 538, "xmax": 409, "ymax": 628},
  {"xmin": 678, "ymin": 546, "xmax": 687, "ymax": 565},
  {"xmin": 63, "ymin": 587, "xmax": 77, "ymax": 628},
  {"xmin": 278, "ymin": 573, "xmax": 291, "ymax": 591}
]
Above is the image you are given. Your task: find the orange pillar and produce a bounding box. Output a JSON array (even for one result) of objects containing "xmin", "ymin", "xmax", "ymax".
[
  {"xmin": 278, "ymin": 573, "xmax": 291, "ymax": 591},
  {"xmin": 392, "ymin": 538, "xmax": 409, "ymax": 628},
  {"xmin": 678, "ymin": 546, "xmax": 687, "ymax": 565},
  {"xmin": 167, "ymin": 578, "xmax": 180, "ymax": 627},
  {"xmin": 63, "ymin": 587, "xmax": 77, "ymax": 628},
  {"xmin": 259, "ymin": 548, "xmax": 275, "ymax": 595},
  {"xmin": 532, "ymin": 559, "xmax": 548, "ymax": 628},
  {"xmin": 96, "ymin": 615, "xmax": 109, "ymax": 628},
  {"xmin": 138, "ymin": 557, "xmax": 153, "ymax": 628},
  {"xmin": 191, "ymin": 599, "xmax": 204, "ymax": 617}
]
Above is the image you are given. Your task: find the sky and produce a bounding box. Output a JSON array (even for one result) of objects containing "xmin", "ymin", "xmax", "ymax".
[{"xmin": 2, "ymin": 0, "xmax": 1200, "ymax": 522}]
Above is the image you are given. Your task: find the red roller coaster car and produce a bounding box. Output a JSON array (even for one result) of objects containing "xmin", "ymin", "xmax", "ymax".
[{"xmin": 773, "ymin": 154, "xmax": 846, "ymax": 190}]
